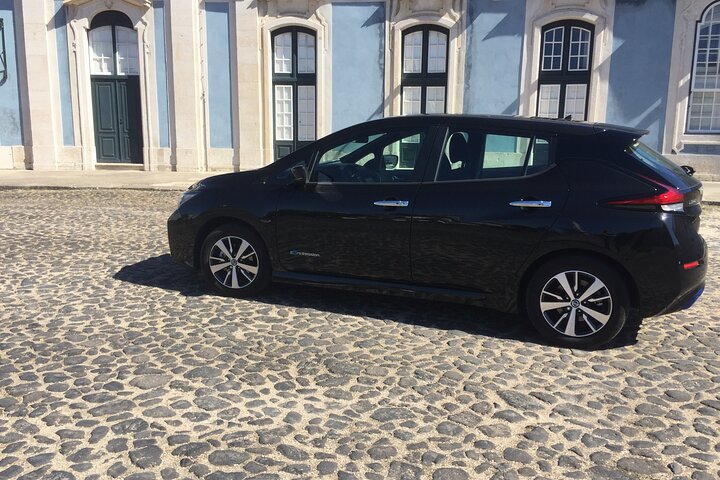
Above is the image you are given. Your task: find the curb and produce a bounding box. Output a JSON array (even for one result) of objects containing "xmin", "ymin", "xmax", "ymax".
[{"xmin": 0, "ymin": 185, "xmax": 187, "ymax": 192}]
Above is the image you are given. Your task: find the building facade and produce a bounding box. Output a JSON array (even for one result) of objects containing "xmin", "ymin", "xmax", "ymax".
[{"xmin": 0, "ymin": 0, "xmax": 719, "ymax": 174}]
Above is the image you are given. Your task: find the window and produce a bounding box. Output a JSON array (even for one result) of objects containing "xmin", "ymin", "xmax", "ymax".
[
  {"xmin": 401, "ymin": 26, "xmax": 448, "ymax": 115},
  {"xmin": 88, "ymin": 11, "xmax": 138, "ymax": 76},
  {"xmin": 436, "ymin": 129, "xmax": 552, "ymax": 182},
  {"xmin": 313, "ymin": 129, "xmax": 428, "ymax": 183},
  {"xmin": 537, "ymin": 21, "xmax": 593, "ymax": 121},
  {"xmin": 688, "ymin": 3, "xmax": 720, "ymax": 132},
  {"xmin": 272, "ymin": 27, "xmax": 317, "ymax": 159}
]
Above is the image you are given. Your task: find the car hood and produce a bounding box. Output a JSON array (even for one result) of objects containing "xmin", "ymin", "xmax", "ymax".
[{"xmin": 193, "ymin": 170, "xmax": 263, "ymax": 191}]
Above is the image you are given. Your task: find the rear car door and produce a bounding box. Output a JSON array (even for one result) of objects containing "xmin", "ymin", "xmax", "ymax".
[
  {"xmin": 411, "ymin": 122, "xmax": 569, "ymax": 296},
  {"xmin": 275, "ymin": 122, "xmax": 437, "ymax": 281}
]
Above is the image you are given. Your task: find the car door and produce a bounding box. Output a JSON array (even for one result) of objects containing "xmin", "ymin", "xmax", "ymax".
[
  {"xmin": 275, "ymin": 123, "xmax": 437, "ymax": 281},
  {"xmin": 411, "ymin": 122, "xmax": 569, "ymax": 295}
]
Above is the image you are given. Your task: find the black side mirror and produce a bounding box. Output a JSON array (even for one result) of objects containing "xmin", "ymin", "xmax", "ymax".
[
  {"xmin": 681, "ymin": 165, "xmax": 695, "ymax": 176},
  {"xmin": 383, "ymin": 154, "xmax": 399, "ymax": 170},
  {"xmin": 290, "ymin": 165, "xmax": 308, "ymax": 185}
]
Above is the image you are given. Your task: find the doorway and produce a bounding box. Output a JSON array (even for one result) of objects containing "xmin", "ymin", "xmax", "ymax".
[{"xmin": 89, "ymin": 11, "xmax": 143, "ymax": 164}]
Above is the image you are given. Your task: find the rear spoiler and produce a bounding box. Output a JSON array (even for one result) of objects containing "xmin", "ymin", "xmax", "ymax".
[
  {"xmin": 593, "ymin": 125, "xmax": 649, "ymax": 147},
  {"xmin": 593, "ymin": 124, "xmax": 649, "ymax": 139}
]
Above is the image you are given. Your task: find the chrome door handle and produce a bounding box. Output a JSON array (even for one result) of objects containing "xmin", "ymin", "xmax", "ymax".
[
  {"xmin": 509, "ymin": 200, "xmax": 552, "ymax": 208},
  {"xmin": 373, "ymin": 200, "xmax": 410, "ymax": 208}
]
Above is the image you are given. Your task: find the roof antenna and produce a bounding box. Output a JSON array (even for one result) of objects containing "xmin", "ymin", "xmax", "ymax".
[{"xmin": 563, "ymin": 115, "xmax": 573, "ymax": 121}]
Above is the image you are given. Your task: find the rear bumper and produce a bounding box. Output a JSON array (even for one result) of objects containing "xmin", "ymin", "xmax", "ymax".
[
  {"xmin": 646, "ymin": 237, "xmax": 707, "ymax": 317},
  {"xmin": 661, "ymin": 282, "xmax": 705, "ymax": 315}
]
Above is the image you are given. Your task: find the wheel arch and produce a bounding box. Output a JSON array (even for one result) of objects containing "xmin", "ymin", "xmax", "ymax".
[
  {"xmin": 193, "ymin": 216, "xmax": 269, "ymax": 270},
  {"xmin": 517, "ymin": 249, "xmax": 639, "ymax": 315}
]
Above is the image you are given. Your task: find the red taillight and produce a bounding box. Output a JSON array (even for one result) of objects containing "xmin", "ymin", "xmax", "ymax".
[
  {"xmin": 683, "ymin": 260, "xmax": 700, "ymax": 270},
  {"xmin": 606, "ymin": 188, "xmax": 683, "ymax": 206},
  {"xmin": 604, "ymin": 176, "xmax": 685, "ymax": 212}
]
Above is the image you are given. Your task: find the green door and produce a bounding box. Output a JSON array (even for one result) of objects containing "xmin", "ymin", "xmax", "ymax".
[{"xmin": 92, "ymin": 77, "xmax": 142, "ymax": 164}]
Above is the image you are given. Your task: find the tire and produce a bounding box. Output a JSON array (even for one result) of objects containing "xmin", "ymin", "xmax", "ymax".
[
  {"xmin": 525, "ymin": 255, "xmax": 629, "ymax": 349},
  {"xmin": 200, "ymin": 223, "xmax": 271, "ymax": 297}
]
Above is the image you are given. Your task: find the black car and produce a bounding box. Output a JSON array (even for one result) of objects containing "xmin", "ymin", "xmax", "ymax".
[{"xmin": 167, "ymin": 115, "xmax": 706, "ymax": 348}]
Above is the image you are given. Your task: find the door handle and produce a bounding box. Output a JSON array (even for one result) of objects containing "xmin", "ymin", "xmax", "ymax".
[
  {"xmin": 373, "ymin": 200, "xmax": 410, "ymax": 208},
  {"xmin": 509, "ymin": 200, "xmax": 552, "ymax": 208}
]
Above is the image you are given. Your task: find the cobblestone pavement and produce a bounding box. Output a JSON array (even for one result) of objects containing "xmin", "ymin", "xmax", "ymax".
[{"xmin": 0, "ymin": 189, "xmax": 718, "ymax": 480}]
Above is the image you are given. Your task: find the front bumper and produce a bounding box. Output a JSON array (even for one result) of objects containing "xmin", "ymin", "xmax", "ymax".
[{"xmin": 167, "ymin": 209, "xmax": 196, "ymax": 269}]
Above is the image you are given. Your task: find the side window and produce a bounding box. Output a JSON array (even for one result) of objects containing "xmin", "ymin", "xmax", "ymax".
[
  {"xmin": 314, "ymin": 129, "xmax": 427, "ymax": 183},
  {"xmin": 436, "ymin": 129, "xmax": 552, "ymax": 181}
]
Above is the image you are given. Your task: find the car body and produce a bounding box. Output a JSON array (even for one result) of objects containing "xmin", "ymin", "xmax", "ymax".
[{"xmin": 168, "ymin": 115, "xmax": 706, "ymax": 347}]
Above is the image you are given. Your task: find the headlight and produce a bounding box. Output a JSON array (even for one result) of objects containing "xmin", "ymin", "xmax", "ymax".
[{"xmin": 178, "ymin": 182, "xmax": 203, "ymax": 207}]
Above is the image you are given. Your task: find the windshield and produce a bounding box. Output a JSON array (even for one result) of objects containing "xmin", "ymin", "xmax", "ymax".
[{"xmin": 626, "ymin": 142, "xmax": 690, "ymax": 179}]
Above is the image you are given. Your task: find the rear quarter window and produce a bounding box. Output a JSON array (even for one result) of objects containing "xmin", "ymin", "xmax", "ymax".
[{"xmin": 626, "ymin": 142, "xmax": 691, "ymax": 179}]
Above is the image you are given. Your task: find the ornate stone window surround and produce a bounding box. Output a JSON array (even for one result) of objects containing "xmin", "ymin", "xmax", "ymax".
[
  {"xmin": 64, "ymin": 0, "xmax": 160, "ymax": 170},
  {"xmin": 519, "ymin": 1, "xmax": 615, "ymax": 123},
  {"xmin": 385, "ymin": 0, "xmax": 465, "ymax": 116},
  {"xmin": 663, "ymin": 0, "xmax": 720, "ymax": 154},
  {"xmin": 259, "ymin": 6, "xmax": 330, "ymax": 165}
]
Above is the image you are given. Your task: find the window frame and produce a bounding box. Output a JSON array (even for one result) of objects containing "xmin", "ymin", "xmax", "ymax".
[
  {"xmin": 401, "ymin": 24, "xmax": 450, "ymax": 115},
  {"xmin": 537, "ymin": 20, "xmax": 594, "ymax": 121},
  {"xmin": 271, "ymin": 26, "xmax": 317, "ymax": 160},
  {"xmin": 686, "ymin": 2, "xmax": 720, "ymax": 134},
  {"xmin": 88, "ymin": 11, "xmax": 138, "ymax": 78},
  {"xmin": 429, "ymin": 126, "xmax": 557, "ymax": 184}
]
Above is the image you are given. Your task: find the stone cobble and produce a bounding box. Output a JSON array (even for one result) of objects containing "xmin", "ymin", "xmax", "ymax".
[{"xmin": 0, "ymin": 189, "xmax": 718, "ymax": 480}]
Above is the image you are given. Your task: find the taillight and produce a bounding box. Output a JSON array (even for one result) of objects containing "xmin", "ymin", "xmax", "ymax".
[{"xmin": 603, "ymin": 176, "xmax": 686, "ymax": 212}]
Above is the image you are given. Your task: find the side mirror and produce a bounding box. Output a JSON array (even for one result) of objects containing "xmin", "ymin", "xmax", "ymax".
[
  {"xmin": 681, "ymin": 165, "xmax": 695, "ymax": 176},
  {"xmin": 290, "ymin": 165, "xmax": 308, "ymax": 185},
  {"xmin": 383, "ymin": 154, "xmax": 399, "ymax": 170}
]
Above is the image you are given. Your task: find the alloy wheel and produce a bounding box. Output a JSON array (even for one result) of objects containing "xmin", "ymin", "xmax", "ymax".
[
  {"xmin": 208, "ymin": 236, "xmax": 259, "ymax": 289},
  {"xmin": 539, "ymin": 270, "xmax": 613, "ymax": 338}
]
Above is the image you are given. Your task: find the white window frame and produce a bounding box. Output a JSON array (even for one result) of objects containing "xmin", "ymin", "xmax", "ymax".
[
  {"xmin": 261, "ymin": 11, "xmax": 330, "ymax": 166},
  {"xmin": 519, "ymin": 1, "xmax": 615, "ymax": 123},
  {"xmin": 385, "ymin": 3, "xmax": 466, "ymax": 117},
  {"xmin": 664, "ymin": 1, "xmax": 720, "ymax": 153},
  {"xmin": 541, "ymin": 26, "xmax": 564, "ymax": 72},
  {"xmin": 567, "ymin": 26, "xmax": 591, "ymax": 72}
]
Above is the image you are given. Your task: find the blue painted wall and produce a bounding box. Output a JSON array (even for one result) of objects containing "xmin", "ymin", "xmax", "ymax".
[
  {"xmin": 205, "ymin": 2, "xmax": 233, "ymax": 148},
  {"xmin": 464, "ymin": 0, "xmax": 526, "ymax": 115},
  {"xmin": 0, "ymin": 0, "xmax": 22, "ymax": 146},
  {"xmin": 53, "ymin": 0, "xmax": 74, "ymax": 146},
  {"xmin": 331, "ymin": 2, "xmax": 385, "ymax": 132},
  {"xmin": 606, "ymin": 0, "xmax": 676, "ymax": 150},
  {"xmin": 154, "ymin": 0, "xmax": 170, "ymax": 148}
]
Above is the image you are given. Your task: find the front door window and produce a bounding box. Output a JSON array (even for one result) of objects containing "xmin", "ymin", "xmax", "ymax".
[{"xmin": 313, "ymin": 129, "xmax": 428, "ymax": 183}]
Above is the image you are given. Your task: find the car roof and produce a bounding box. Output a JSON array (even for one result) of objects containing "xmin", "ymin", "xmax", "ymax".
[{"xmin": 355, "ymin": 114, "xmax": 648, "ymax": 139}]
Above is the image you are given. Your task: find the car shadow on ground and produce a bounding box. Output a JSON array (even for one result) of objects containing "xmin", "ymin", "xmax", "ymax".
[{"xmin": 114, "ymin": 254, "xmax": 641, "ymax": 349}]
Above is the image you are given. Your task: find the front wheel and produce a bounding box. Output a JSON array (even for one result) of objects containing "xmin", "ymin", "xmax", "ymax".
[
  {"xmin": 200, "ymin": 224, "xmax": 271, "ymax": 297},
  {"xmin": 525, "ymin": 255, "xmax": 629, "ymax": 348}
]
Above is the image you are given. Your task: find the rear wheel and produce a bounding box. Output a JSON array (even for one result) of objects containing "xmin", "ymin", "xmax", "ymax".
[
  {"xmin": 201, "ymin": 224, "xmax": 271, "ymax": 297},
  {"xmin": 525, "ymin": 255, "xmax": 629, "ymax": 348}
]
